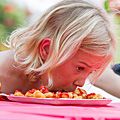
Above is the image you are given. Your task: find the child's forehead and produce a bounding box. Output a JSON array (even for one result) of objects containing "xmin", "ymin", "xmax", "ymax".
[
  {"xmin": 75, "ymin": 49, "xmax": 104, "ymax": 59},
  {"xmin": 74, "ymin": 50, "xmax": 106, "ymax": 69}
]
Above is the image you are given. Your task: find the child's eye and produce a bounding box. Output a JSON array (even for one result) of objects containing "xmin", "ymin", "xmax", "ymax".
[{"xmin": 76, "ymin": 67, "xmax": 84, "ymax": 72}]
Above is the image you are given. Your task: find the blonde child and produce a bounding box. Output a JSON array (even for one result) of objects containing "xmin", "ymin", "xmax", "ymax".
[{"xmin": 0, "ymin": 0, "xmax": 116, "ymax": 94}]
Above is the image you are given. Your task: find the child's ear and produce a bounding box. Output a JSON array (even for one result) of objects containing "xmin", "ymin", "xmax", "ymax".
[{"xmin": 40, "ymin": 38, "xmax": 51, "ymax": 60}]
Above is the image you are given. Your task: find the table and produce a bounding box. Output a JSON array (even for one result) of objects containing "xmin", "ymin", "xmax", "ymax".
[{"xmin": 0, "ymin": 100, "xmax": 120, "ymax": 120}]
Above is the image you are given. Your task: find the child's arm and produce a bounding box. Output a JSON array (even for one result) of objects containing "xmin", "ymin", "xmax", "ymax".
[{"xmin": 93, "ymin": 67, "xmax": 120, "ymax": 98}]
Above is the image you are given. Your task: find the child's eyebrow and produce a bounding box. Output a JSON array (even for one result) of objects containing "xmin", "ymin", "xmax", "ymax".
[
  {"xmin": 79, "ymin": 62, "xmax": 92, "ymax": 68},
  {"xmin": 79, "ymin": 62, "xmax": 102, "ymax": 69}
]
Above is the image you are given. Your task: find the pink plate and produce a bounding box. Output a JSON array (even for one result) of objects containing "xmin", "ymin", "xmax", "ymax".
[{"xmin": 5, "ymin": 94, "xmax": 112, "ymax": 105}]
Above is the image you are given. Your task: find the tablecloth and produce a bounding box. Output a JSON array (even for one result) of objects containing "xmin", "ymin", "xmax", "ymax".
[{"xmin": 0, "ymin": 100, "xmax": 120, "ymax": 120}]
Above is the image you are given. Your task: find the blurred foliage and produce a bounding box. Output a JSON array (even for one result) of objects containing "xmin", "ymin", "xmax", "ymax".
[
  {"xmin": 113, "ymin": 15, "xmax": 120, "ymax": 63},
  {"xmin": 0, "ymin": 0, "xmax": 30, "ymax": 51},
  {"xmin": 104, "ymin": 0, "xmax": 111, "ymax": 13},
  {"xmin": 104, "ymin": 0, "xmax": 120, "ymax": 63}
]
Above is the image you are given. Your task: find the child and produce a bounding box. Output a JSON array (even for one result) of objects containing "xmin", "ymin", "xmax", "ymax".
[{"xmin": 0, "ymin": 0, "xmax": 116, "ymax": 94}]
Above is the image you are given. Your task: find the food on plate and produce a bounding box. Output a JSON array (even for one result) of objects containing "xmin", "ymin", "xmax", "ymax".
[
  {"xmin": 25, "ymin": 88, "xmax": 37, "ymax": 97},
  {"xmin": 14, "ymin": 90, "xmax": 24, "ymax": 97},
  {"xmin": 68, "ymin": 92, "xmax": 78, "ymax": 99},
  {"xmin": 86, "ymin": 93, "xmax": 103, "ymax": 99},
  {"xmin": 13, "ymin": 86, "xmax": 105, "ymax": 99},
  {"xmin": 44, "ymin": 92, "xmax": 55, "ymax": 98},
  {"xmin": 33, "ymin": 90, "xmax": 46, "ymax": 98},
  {"xmin": 39, "ymin": 86, "xmax": 49, "ymax": 93},
  {"xmin": 74, "ymin": 88, "xmax": 87, "ymax": 95}
]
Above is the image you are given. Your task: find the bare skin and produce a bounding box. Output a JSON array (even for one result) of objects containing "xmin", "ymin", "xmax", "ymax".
[
  {"xmin": 0, "ymin": 42, "xmax": 105, "ymax": 94},
  {"xmin": 94, "ymin": 66, "xmax": 120, "ymax": 98},
  {"xmin": 0, "ymin": 50, "xmax": 41, "ymax": 94}
]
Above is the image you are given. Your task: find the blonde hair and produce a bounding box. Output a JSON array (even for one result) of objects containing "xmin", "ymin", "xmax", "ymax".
[{"xmin": 7, "ymin": 0, "xmax": 116, "ymax": 87}]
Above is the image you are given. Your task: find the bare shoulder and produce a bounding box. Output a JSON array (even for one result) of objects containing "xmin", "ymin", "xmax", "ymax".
[
  {"xmin": 0, "ymin": 50, "xmax": 15, "ymax": 73},
  {"xmin": 0, "ymin": 50, "xmax": 13, "ymax": 68},
  {"xmin": 0, "ymin": 50, "xmax": 16, "ymax": 91},
  {"xmin": 0, "ymin": 50, "xmax": 41, "ymax": 94},
  {"xmin": 0, "ymin": 50, "xmax": 25, "ymax": 93}
]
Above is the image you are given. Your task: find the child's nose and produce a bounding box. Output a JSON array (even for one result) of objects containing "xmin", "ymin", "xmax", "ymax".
[
  {"xmin": 73, "ymin": 72, "xmax": 90, "ymax": 87},
  {"xmin": 73, "ymin": 79, "xmax": 86, "ymax": 87}
]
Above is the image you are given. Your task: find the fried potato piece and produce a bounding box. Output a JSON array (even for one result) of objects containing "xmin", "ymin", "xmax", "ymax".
[
  {"xmin": 55, "ymin": 91, "xmax": 62, "ymax": 98},
  {"xmin": 14, "ymin": 90, "xmax": 24, "ymax": 97},
  {"xmin": 61, "ymin": 92, "xmax": 70, "ymax": 98},
  {"xmin": 25, "ymin": 89, "xmax": 37, "ymax": 97},
  {"xmin": 33, "ymin": 90, "xmax": 46, "ymax": 98},
  {"xmin": 74, "ymin": 95, "xmax": 82, "ymax": 99},
  {"xmin": 44, "ymin": 92, "xmax": 55, "ymax": 98},
  {"xmin": 68, "ymin": 92, "xmax": 78, "ymax": 99},
  {"xmin": 74, "ymin": 88, "xmax": 87, "ymax": 95},
  {"xmin": 39, "ymin": 86, "xmax": 48, "ymax": 93},
  {"xmin": 86, "ymin": 93, "xmax": 103, "ymax": 99},
  {"xmin": 81, "ymin": 93, "xmax": 87, "ymax": 99}
]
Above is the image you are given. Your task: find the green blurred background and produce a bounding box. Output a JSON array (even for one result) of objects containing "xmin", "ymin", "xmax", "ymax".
[
  {"xmin": 0, "ymin": 0, "xmax": 30, "ymax": 51},
  {"xmin": 104, "ymin": 0, "xmax": 120, "ymax": 63},
  {"xmin": 113, "ymin": 15, "xmax": 120, "ymax": 63},
  {"xmin": 0, "ymin": 0, "xmax": 120, "ymax": 63}
]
